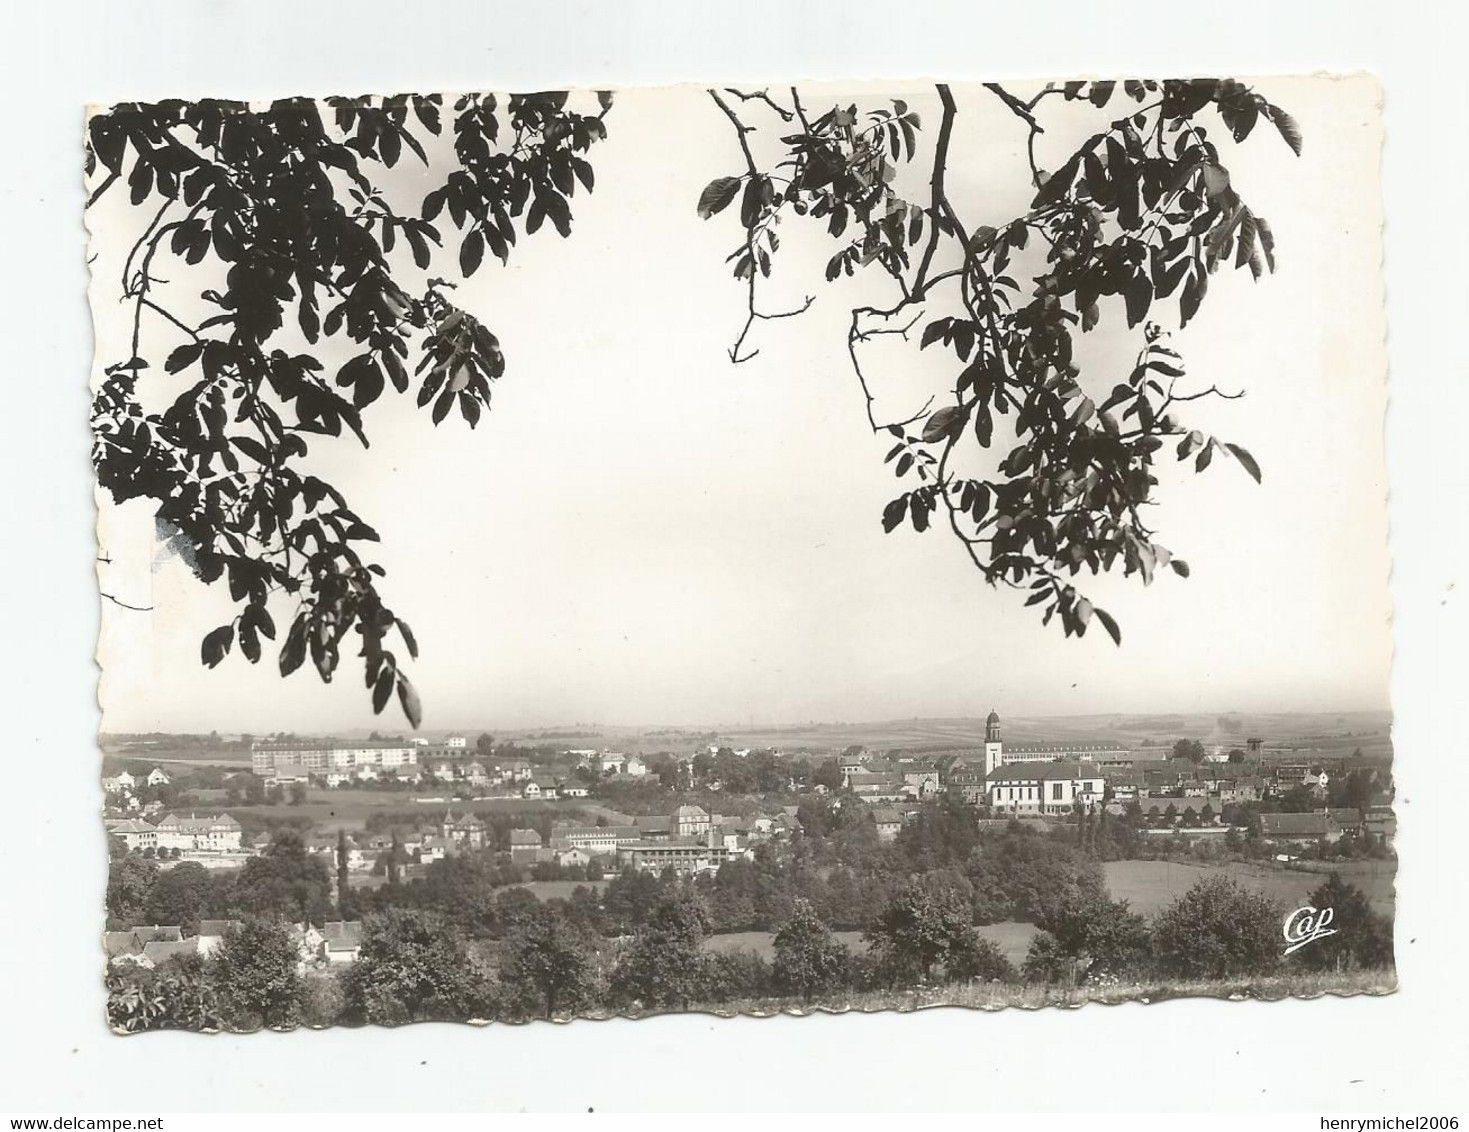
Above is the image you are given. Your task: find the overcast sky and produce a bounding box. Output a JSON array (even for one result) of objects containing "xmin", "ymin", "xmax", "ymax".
[{"xmin": 90, "ymin": 76, "xmax": 1390, "ymax": 735}]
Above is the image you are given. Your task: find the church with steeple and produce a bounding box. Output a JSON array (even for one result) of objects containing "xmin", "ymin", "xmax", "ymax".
[{"xmin": 979, "ymin": 708, "xmax": 1130, "ymax": 776}]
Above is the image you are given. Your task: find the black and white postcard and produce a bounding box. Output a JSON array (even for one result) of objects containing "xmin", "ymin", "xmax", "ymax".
[{"xmin": 87, "ymin": 76, "xmax": 1394, "ymax": 1032}]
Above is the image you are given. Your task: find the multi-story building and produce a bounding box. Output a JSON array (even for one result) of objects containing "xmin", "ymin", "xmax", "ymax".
[
  {"xmin": 251, "ymin": 738, "xmax": 417, "ymax": 777},
  {"xmin": 672, "ymin": 805, "xmax": 711, "ymax": 839},
  {"xmin": 967, "ymin": 709, "xmax": 1136, "ymax": 774},
  {"xmin": 153, "ymin": 812, "xmax": 243, "ymax": 852},
  {"xmin": 945, "ymin": 759, "xmax": 990, "ymax": 804},
  {"xmin": 105, "ymin": 819, "xmax": 158, "ymax": 852},
  {"xmin": 550, "ymin": 824, "xmax": 642, "ymax": 856},
  {"xmin": 623, "ymin": 832, "xmax": 731, "ymax": 876}
]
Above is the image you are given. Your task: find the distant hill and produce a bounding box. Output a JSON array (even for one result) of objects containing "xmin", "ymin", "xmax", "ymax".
[{"xmin": 102, "ymin": 709, "xmax": 1392, "ymax": 764}]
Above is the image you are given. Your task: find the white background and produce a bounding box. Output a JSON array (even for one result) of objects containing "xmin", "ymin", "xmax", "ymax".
[{"xmin": 1, "ymin": 0, "xmax": 1464, "ymax": 1113}]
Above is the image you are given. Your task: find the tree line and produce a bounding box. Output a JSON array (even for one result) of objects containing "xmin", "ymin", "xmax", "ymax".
[{"xmin": 107, "ymin": 864, "xmax": 1390, "ymax": 1032}]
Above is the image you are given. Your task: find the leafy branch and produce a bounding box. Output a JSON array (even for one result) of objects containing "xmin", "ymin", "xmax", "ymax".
[
  {"xmin": 698, "ymin": 78, "xmax": 1299, "ymax": 643},
  {"xmin": 88, "ymin": 91, "xmax": 614, "ymax": 724}
]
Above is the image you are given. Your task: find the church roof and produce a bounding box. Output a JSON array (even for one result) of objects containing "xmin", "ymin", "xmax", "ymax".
[{"xmin": 986, "ymin": 760, "xmax": 1102, "ymax": 784}]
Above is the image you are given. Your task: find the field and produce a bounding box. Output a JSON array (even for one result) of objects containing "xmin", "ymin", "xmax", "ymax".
[
  {"xmin": 1104, "ymin": 858, "xmax": 1396, "ymax": 918},
  {"xmin": 514, "ymin": 709, "xmax": 1393, "ymax": 757},
  {"xmin": 702, "ymin": 922, "xmax": 1040, "ymax": 967},
  {"xmin": 103, "ymin": 709, "xmax": 1393, "ymax": 769},
  {"xmin": 508, "ymin": 880, "xmax": 610, "ymax": 901}
]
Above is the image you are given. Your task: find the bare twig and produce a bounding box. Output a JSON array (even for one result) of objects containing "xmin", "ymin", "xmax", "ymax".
[
  {"xmin": 100, "ymin": 592, "xmax": 154, "ymax": 612},
  {"xmin": 913, "ymin": 85, "xmax": 958, "ymax": 296},
  {"xmin": 86, "ymin": 169, "xmax": 120, "ymax": 209},
  {"xmin": 708, "ymin": 89, "xmax": 758, "ymax": 176},
  {"xmin": 722, "ymin": 88, "xmax": 794, "ymax": 122}
]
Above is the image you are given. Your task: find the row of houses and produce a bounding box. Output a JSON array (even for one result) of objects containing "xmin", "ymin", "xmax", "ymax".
[
  {"xmin": 105, "ymin": 920, "xmax": 364, "ymax": 972},
  {"xmin": 1258, "ymin": 805, "xmax": 1397, "ymax": 846},
  {"xmin": 253, "ymin": 737, "xmax": 652, "ymax": 788},
  {"xmin": 102, "ymin": 767, "xmax": 171, "ymax": 793},
  {"xmin": 840, "ymin": 710, "xmax": 1386, "ymax": 823},
  {"xmin": 510, "ymin": 805, "xmax": 801, "ymax": 876},
  {"xmin": 848, "ymin": 750, "xmax": 1110, "ymax": 817},
  {"xmin": 296, "ymin": 802, "xmax": 800, "ymax": 880}
]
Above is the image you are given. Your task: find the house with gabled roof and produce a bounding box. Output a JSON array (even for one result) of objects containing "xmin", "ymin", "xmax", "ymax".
[
  {"xmin": 872, "ymin": 808, "xmax": 903, "ymax": 843},
  {"xmin": 1258, "ymin": 812, "xmax": 1334, "ymax": 843},
  {"xmin": 441, "ymin": 809, "xmax": 487, "ymax": 849},
  {"xmin": 196, "ymin": 919, "xmax": 242, "ymax": 957},
  {"xmin": 103, "ymin": 925, "xmax": 183, "ymax": 964},
  {"xmin": 142, "ymin": 938, "xmax": 200, "ymax": 967},
  {"xmin": 509, "ymin": 828, "xmax": 543, "ymax": 864},
  {"xmin": 102, "ymin": 771, "xmax": 136, "ymax": 794},
  {"xmin": 673, "ymin": 804, "xmax": 711, "ymax": 838}
]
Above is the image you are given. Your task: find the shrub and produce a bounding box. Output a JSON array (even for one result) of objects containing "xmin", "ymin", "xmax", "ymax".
[
  {"xmin": 106, "ymin": 958, "xmax": 224, "ymax": 1033},
  {"xmin": 298, "ymin": 971, "xmax": 346, "ymax": 1028},
  {"xmin": 1289, "ymin": 873, "xmax": 1394, "ymax": 973},
  {"xmin": 342, "ymin": 908, "xmax": 494, "ymax": 1025},
  {"xmin": 700, "ymin": 949, "xmax": 773, "ymax": 1003},
  {"xmin": 1030, "ymin": 890, "xmax": 1150, "ymax": 982},
  {"xmin": 211, "ymin": 919, "xmax": 302, "ymax": 1029},
  {"xmin": 771, "ymin": 898, "xmax": 850, "ymax": 1002},
  {"xmin": 1152, "ymin": 876, "xmax": 1282, "ymax": 980}
]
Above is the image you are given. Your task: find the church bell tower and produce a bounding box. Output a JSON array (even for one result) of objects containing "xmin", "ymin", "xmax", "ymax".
[{"xmin": 984, "ymin": 709, "xmax": 1003, "ymax": 776}]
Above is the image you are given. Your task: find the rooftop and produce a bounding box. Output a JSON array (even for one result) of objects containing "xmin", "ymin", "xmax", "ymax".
[{"xmin": 985, "ymin": 761, "xmax": 1104, "ymax": 784}]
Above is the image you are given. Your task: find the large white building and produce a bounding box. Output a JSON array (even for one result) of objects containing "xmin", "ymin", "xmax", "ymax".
[
  {"xmin": 985, "ymin": 761, "xmax": 1106, "ymax": 817},
  {"xmin": 153, "ymin": 812, "xmax": 244, "ymax": 852},
  {"xmin": 251, "ymin": 739, "xmax": 418, "ymax": 777},
  {"xmin": 105, "ymin": 819, "xmax": 158, "ymax": 851}
]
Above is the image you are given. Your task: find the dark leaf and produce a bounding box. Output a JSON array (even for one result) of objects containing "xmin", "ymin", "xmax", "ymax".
[
  {"xmin": 697, "ymin": 176, "xmax": 742, "ymax": 220},
  {"xmin": 397, "ymin": 617, "xmax": 419, "ymax": 659},
  {"xmin": 459, "ymin": 229, "xmax": 485, "ymax": 276},
  {"xmin": 279, "ymin": 616, "xmax": 308, "ymax": 676},
  {"xmin": 200, "ymin": 624, "xmax": 233, "ymax": 669},
  {"xmin": 881, "ymin": 495, "xmax": 909, "ymax": 533},
  {"xmin": 740, "ymin": 176, "xmax": 766, "ymax": 229},
  {"xmin": 1225, "ymin": 442, "xmax": 1262, "ymax": 483},
  {"xmin": 372, "ymin": 666, "xmax": 395, "ymax": 714},
  {"xmin": 1267, "ymin": 104, "xmax": 1304, "ymax": 156},
  {"xmin": 921, "ymin": 405, "xmax": 966, "ymax": 443},
  {"xmin": 396, "ymin": 675, "xmax": 423, "ymax": 727},
  {"xmin": 165, "ymin": 343, "xmax": 204, "ymax": 374},
  {"xmin": 239, "ymin": 623, "xmax": 261, "ymax": 664}
]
